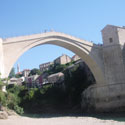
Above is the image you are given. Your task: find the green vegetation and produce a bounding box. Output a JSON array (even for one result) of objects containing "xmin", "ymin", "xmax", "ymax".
[
  {"xmin": 29, "ymin": 68, "xmax": 42, "ymax": 76},
  {"xmin": 15, "ymin": 73, "xmax": 23, "ymax": 78},
  {"xmin": 0, "ymin": 90, "xmax": 6, "ymax": 106},
  {"xmin": 6, "ymin": 87, "xmax": 24, "ymax": 115},
  {"xmin": 0, "ymin": 78, "xmax": 5, "ymax": 90},
  {"xmin": 20, "ymin": 63, "xmax": 94, "ymax": 114},
  {"xmin": 0, "ymin": 62, "xmax": 95, "ymax": 115},
  {"xmin": 9, "ymin": 67, "xmax": 23, "ymax": 78},
  {"xmin": 0, "ymin": 81, "xmax": 24, "ymax": 114},
  {"xmin": 18, "ymin": 84, "xmax": 66, "ymax": 114},
  {"xmin": 64, "ymin": 65, "xmax": 94, "ymax": 108},
  {"xmin": 9, "ymin": 67, "xmax": 15, "ymax": 78},
  {"xmin": 43, "ymin": 62, "xmax": 74, "ymax": 75}
]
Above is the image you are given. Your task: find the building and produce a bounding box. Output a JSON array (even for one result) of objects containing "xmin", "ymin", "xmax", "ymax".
[
  {"xmin": 39, "ymin": 62, "xmax": 53, "ymax": 72},
  {"xmin": 54, "ymin": 54, "xmax": 71, "ymax": 65},
  {"xmin": 25, "ymin": 74, "xmax": 39, "ymax": 88},
  {"xmin": 22, "ymin": 69, "xmax": 30, "ymax": 77},
  {"xmin": 72, "ymin": 55, "xmax": 80, "ymax": 62},
  {"xmin": 48, "ymin": 72, "xmax": 64, "ymax": 84},
  {"xmin": 41, "ymin": 72, "xmax": 49, "ymax": 84},
  {"xmin": 16, "ymin": 71, "xmax": 23, "ymax": 76},
  {"xmin": 35, "ymin": 75, "xmax": 43, "ymax": 88},
  {"xmin": 17, "ymin": 63, "xmax": 20, "ymax": 73},
  {"xmin": 25, "ymin": 74, "xmax": 44, "ymax": 88},
  {"xmin": 8, "ymin": 77, "xmax": 24, "ymax": 85}
]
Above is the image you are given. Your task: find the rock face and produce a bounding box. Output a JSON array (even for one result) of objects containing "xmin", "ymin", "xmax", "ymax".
[
  {"xmin": 0, "ymin": 111, "xmax": 8, "ymax": 119},
  {"xmin": 1, "ymin": 107, "xmax": 17, "ymax": 116},
  {"xmin": 0, "ymin": 107, "xmax": 18, "ymax": 119}
]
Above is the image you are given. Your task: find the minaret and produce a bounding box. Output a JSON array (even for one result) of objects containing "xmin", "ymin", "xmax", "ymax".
[{"xmin": 17, "ymin": 63, "xmax": 20, "ymax": 73}]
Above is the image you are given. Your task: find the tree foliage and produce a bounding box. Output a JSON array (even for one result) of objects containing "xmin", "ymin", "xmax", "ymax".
[
  {"xmin": 17, "ymin": 63, "xmax": 95, "ymax": 114},
  {"xmin": 9, "ymin": 67, "xmax": 15, "ymax": 78},
  {"xmin": 0, "ymin": 61, "xmax": 95, "ymax": 115},
  {"xmin": 29, "ymin": 68, "xmax": 42, "ymax": 76}
]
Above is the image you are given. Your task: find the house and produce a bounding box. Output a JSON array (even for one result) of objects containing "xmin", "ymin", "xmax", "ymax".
[
  {"xmin": 54, "ymin": 54, "xmax": 71, "ymax": 65},
  {"xmin": 41, "ymin": 72, "xmax": 49, "ymax": 84},
  {"xmin": 8, "ymin": 77, "xmax": 24, "ymax": 85},
  {"xmin": 35, "ymin": 75, "xmax": 43, "ymax": 88},
  {"xmin": 71, "ymin": 55, "xmax": 80, "ymax": 62},
  {"xmin": 39, "ymin": 62, "xmax": 53, "ymax": 72},
  {"xmin": 25, "ymin": 72, "xmax": 50, "ymax": 88},
  {"xmin": 22, "ymin": 69, "xmax": 31, "ymax": 77},
  {"xmin": 48, "ymin": 72, "xmax": 64, "ymax": 84},
  {"xmin": 25, "ymin": 75, "xmax": 39, "ymax": 88}
]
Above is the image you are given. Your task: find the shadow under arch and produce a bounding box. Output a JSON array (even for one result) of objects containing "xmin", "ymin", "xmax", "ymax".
[{"xmin": 4, "ymin": 32, "xmax": 105, "ymax": 85}]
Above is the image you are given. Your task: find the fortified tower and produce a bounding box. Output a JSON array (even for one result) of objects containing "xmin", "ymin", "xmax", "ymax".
[
  {"xmin": 82, "ymin": 25, "xmax": 125, "ymax": 112},
  {"xmin": 101, "ymin": 25, "xmax": 125, "ymax": 85}
]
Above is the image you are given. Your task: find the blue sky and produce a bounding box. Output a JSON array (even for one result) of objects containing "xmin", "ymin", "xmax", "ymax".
[{"xmin": 0, "ymin": 0, "xmax": 125, "ymax": 72}]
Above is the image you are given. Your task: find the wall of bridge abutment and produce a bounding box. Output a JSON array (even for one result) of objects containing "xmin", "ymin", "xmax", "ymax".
[
  {"xmin": 82, "ymin": 44, "xmax": 125, "ymax": 112},
  {"xmin": 0, "ymin": 38, "xmax": 4, "ymax": 78},
  {"xmin": 82, "ymin": 25, "xmax": 125, "ymax": 112}
]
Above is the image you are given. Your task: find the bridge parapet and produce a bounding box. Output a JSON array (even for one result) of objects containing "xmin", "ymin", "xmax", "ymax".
[{"xmin": 3, "ymin": 32, "xmax": 99, "ymax": 47}]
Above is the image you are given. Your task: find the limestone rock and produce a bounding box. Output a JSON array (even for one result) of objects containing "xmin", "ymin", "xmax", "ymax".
[
  {"xmin": 0, "ymin": 111, "xmax": 8, "ymax": 119},
  {"xmin": 1, "ymin": 107, "xmax": 18, "ymax": 116}
]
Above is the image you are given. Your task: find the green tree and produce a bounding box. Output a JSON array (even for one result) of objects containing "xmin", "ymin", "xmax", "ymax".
[
  {"xmin": 29, "ymin": 68, "xmax": 42, "ymax": 76},
  {"xmin": 0, "ymin": 73, "xmax": 5, "ymax": 90},
  {"xmin": 15, "ymin": 73, "xmax": 23, "ymax": 78},
  {"xmin": 9, "ymin": 67, "xmax": 15, "ymax": 78}
]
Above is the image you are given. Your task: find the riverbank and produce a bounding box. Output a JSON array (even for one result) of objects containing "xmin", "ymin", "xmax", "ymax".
[{"xmin": 0, "ymin": 114, "xmax": 125, "ymax": 125}]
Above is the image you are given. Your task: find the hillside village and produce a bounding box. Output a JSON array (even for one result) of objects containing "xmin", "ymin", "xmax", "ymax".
[{"xmin": 8, "ymin": 54, "xmax": 94, "ymax": 89}]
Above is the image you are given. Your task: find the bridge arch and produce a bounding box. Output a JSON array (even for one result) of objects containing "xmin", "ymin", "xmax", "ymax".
[{"xmin": 3, "ymin": 32, "xmax": 105, "ymax": 85}]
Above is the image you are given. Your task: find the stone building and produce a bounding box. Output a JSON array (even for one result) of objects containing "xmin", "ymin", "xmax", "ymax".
[
  {"xmin": 48, "ymin": 72, "xmax": 64, "ymax": 84},
  {"xmin": 35, "ymin": 75, "xmax": 43, "ymax": 88},
  {"xmin": 71, "ymin": 55, "xmax": 80, "ymax": 62},
  {"xmin": 8, "ymin": 77, "xmax": 24, "ymax": 86},
  {"xmin": 39, "ymin": 62, "xmax": 53, "ymax": 72},
  {"xmin": 22, "ymin": 69, "xmax": 30, "ymax": 77},
  {"xmin": 54, "ymin": 54, "xmax": 71, "ymax": 65},
  {"xmin": 25, "ymin": 74, "xmax": 39, "ymax": 88}
]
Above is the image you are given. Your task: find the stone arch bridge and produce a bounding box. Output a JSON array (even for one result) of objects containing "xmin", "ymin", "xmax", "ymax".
[{"xmin": 1, "ymin": 24, "xmax": 125, "ymax": 111}]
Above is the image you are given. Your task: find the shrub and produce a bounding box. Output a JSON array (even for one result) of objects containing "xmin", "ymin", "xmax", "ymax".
[
  {"xmin": 14, "ymin": 105, "xmax": 24, "ymax": 115},
  {"xmin": 0, "ymin": 90, "xmax": 7, "ymax": 106},
  {"xmin": 6, "ymin": 92, "xmax": 18, "ymax": 109}
]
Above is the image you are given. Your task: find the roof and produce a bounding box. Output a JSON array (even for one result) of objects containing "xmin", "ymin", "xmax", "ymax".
[
  {"xmin": 101, "ymin": 24, "xmax": 125, "ymax": 32},
  {"xmin": 54, "ymin": 54, "xmax": 71, "ymax": 61},
  {"xmin": 48, "ymin": 72, "xmax": 64, "ymax": 78},
  {"xmin": 10, "ymin": 77, "xmax": 18, "ymax": 81}
]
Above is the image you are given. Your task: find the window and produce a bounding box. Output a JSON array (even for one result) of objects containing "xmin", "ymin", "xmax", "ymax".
[{"xmin": 109, "ymin": 38, "xmax": 113, "ymax": 43}]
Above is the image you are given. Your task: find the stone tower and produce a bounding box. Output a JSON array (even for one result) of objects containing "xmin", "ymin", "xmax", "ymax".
[
  {"xmin": 17, "ymin": 63, "xmax": 20, "ymax": 73},
  {"xmin": 101, "ymin": 25, "xmax": 125, "ymax": 85},
  {"xmin": 82, "ymin": 25, "xmax": 125, "ymax": 112}
]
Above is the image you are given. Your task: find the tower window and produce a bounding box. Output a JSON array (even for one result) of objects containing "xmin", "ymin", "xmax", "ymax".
[{"xmin": 109, "ymin": 38, "xmax": 113, "ymax": 43}]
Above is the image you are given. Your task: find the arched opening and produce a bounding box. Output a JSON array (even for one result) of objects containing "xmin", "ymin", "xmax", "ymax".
[{"xmin": 7, "ymin": 44, "xmax": 96, "ymax": 114}]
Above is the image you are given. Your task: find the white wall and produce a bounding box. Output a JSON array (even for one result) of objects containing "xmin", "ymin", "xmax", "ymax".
[
  {"xmin": 117, "ymin": 27, "xmax": 125, "ymax": 46},
  {"xmin": 0, "ymin": 38, "xmax": 4, "ymax": 78}
]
